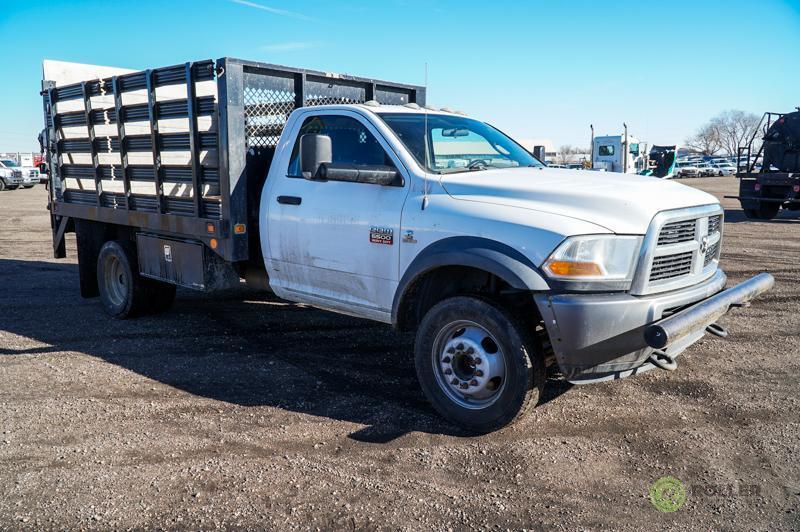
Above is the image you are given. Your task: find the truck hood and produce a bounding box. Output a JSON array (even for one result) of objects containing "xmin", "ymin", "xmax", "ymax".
[{"xmin": 439, "ymin": 167, "xmax": 719, "ymax": 234}]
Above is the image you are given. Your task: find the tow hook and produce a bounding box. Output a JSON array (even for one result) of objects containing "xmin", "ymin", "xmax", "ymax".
[
  {"xmin": 649, "ymin": 349, "xmax": 678, "ymax": 371},
  {"xmin": 705, "ymin": 322, "xmax": 729, "ymax": 338}
]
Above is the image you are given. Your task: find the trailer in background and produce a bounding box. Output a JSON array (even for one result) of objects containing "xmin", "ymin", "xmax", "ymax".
[{"xmin": 729, "ymin": 110, "xmax": 800, "ymax": 220}]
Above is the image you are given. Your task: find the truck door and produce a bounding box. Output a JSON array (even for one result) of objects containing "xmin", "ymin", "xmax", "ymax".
[{"xmin": 264, "ymin": 111, "xmax": 409, "ymax": 322}]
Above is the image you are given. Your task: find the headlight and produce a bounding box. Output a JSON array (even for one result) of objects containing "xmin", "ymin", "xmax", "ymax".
[{"xmin": 542, "ymin": 235, "xmax": 643, "ymax": 290}]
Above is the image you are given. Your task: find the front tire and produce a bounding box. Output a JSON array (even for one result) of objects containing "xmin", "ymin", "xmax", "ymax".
[
  {"xmin": 414, "ymin": 296, "xmax": 544, "ymax": 433},
  {"xmin": 0, "ymin": 180, "xmax": 5, "ymax": 191}
]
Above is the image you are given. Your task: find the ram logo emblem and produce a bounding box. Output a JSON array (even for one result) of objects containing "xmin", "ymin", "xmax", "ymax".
[{"xmin": 699, "ymin": 236, "xmax": 709, "ymax": 255}]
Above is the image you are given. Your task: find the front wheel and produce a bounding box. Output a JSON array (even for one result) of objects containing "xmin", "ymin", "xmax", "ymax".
[
  {"xmin": 414, "ymin": 296, "xmax": 544, "ymax": 433},
  {"xmin": 0, "ymin": 180, "xmax": 5, "ymax": 191}
]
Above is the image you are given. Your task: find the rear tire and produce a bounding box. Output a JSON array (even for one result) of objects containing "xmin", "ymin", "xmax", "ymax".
[
  {"xmin": 96, "ymin": 240, "xmax": 176, "ymax": 318},
  {"xmin": 744, "ymin": 203, "xmax": 780, "ymax": 220},
  {"xmin": 414, "ymin": 296, "xmax": 544, "ymax": 434}
]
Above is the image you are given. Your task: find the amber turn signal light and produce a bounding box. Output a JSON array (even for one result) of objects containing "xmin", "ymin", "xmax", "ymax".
[{"xmin": 546, "ymin": 261, "xmax": 603, "ymax": 277}]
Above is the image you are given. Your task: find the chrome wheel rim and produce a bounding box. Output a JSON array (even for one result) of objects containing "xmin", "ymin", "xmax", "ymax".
[
  {"xmin": 102, "ymin": 255, "xmax": 127, "ymax": 307},
  {"xmin": 431, "ymin": 320, "xmax": 506, "ymax": 409}
]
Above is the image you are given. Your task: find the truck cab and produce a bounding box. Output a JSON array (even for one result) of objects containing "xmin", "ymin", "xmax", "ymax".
[{"xmin": 40, "ymin": 58, "xmax": 773, "ymax": 433}]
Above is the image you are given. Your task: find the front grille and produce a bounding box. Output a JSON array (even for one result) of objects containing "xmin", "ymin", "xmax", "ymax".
[
  {"xmin": 704, "ymin": 240, "xmax": 720, "ymax": 266},
  {"xmin": 12, "ymin": 170, "xmax": 22, "ymax": 178},
  {"xmin": 708, "ymin": 215, "xmax": 722, "ymax": 235},
  {"xmin": 657, "ymin": 220, "xmax": 696, "ymax": 245},
  {"xmin": 635, "ymin": 206, "xmax": 724, "ymax": 295},
  {"xmin": 649, "ymin": 251, "xmax": 694, "ymax": 281}
]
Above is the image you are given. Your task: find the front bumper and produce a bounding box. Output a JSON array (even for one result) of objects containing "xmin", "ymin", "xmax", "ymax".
[{"xmin": 534, "ymin": 269, "xmax": 772, "ymax": 383}]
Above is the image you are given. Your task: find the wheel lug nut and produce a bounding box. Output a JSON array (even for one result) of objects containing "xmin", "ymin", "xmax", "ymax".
[
  {"xmin": 456, "ymin": 343, "xmax": 464, "ymax": 351},
  {"xmin": 466, "ymin": 347, "xmax": 474, "ymax": 355},
  {"xmin": 442, "ymin": 356, "xmax": 451, "ymax": 363},
  {"xmin": 444, "ymin": 368, "xmax": 452, "ymax": 375},
  {"xmin": 470, "ymin": 379, "xmax": 478, "ymax": 386},
  {"xmin": 460, "ymin": 382, "xmax": 469, "ymax": 389},
  {"xmin": 447, "ymin": 347, "xmax": 455, "ymax": 354},
  {"xmin": 451, "ymin": 378, "xmax": 459, "ymax": 385},
  {"xmin": 475, "ymin": 370, "xmax": 484, "ymax": 377},
  {"xmin": 474, "ymin": 358, "xmax": 482, "ymax": 364}
]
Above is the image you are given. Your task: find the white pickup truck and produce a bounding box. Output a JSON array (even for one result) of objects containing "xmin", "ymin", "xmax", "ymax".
[{"xmin": 41, "ymin": 58, "xmax": 773, "ymax": 433}]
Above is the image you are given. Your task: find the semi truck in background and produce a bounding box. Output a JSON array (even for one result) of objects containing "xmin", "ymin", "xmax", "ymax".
[
  {"xmin": 591, "ymin": 133, "xmax": 645, "ymax": 173},
  {"xmin": 590, "ymin": 128, "xmax": 677, "ymax": 178},
  {"xmin": 39, "ymin": 57, "xmax": 773, "ymax": 433}
]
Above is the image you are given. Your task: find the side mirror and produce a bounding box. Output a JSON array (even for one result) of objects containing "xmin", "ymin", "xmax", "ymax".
[
  {"xmin": 300, "ymin": 134, "xmax": 332, "ymax": 179},
  {"xmin": 318, "ymin": 163, "xmax": 401, "ymax": 186},
  {"xmin": 532, "ymin": 145, "xmax": 546, "ymax": 162},
  {"xmin": 38, "ymin": 162, "xmax": 49, "ymax": 175}
]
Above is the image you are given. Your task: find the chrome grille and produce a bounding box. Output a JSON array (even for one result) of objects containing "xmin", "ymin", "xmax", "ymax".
[
  {"xmin": 632, "ymin": 205, "xmax": 724, "ymax": 295},
  {"xmin": 657, "ymin": 220, "xmax": 696, "ymax": 245},
  {"xmin": 708, "ymin": 215, "xmax": 722, "ymax": 235},
  {"xmin": 649, "ymin": 251, "xmax": 693, "ymax": 281}
]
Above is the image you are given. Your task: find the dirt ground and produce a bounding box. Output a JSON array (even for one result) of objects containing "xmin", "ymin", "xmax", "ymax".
[{"xmin": 0, "ymin": 178, "xmax": 798, "ymax": 530}]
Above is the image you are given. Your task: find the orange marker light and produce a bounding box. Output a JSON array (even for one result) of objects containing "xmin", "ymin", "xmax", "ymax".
[
  {"xmin": 209, "ymin": 238, "xmax": 218, "ymax": 250},
  {"xmin": 234, "ymin": 223, "xmax": 246, "ymax": 234},
  {"xmin": 206, "ymin": 223, "xmax": 215, "ymax": 234},
  {"xmin": 546, "ymin": 261, "xmax": 603, "ymax": 277}
]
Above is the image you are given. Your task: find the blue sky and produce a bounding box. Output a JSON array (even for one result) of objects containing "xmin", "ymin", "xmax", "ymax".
[{"xmin": 1, "ymin": 0, "xmax": 799, "ymax": 152}]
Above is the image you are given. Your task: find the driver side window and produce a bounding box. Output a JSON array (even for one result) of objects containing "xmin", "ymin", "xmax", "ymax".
[{"xmin": 287, "ymin": 115, "xmax": 394, "ymax": 177}]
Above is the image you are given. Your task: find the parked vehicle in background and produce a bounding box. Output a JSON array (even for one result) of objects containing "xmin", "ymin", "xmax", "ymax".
[
  {"xmin": 0, "ymin": 159, "xmax": 38, "ymax": 188},
  {"xmin": 709, "ymin": 161, "xmax": 736, "ymax": 176},
  {"xmin": 695, "ymin": 162, "xmax": 717, "ymax": 177},
  {"xmin": 547, "ymin": 163, "xmax": 567, "ymax": 168},
  {"xmin": 732, "ymin": 110, "xmax": 800, "ymax": 220},
  {"xmin": 674, "ymin": 161, "xmax": 701, "ymax": 178},
  {"xmin": 40, "ymin": 57, "xmax": 774, "ymax": 433},
  {"xmin": 0, "ymin": 160, "xmax": 23, "ymax": 191}
]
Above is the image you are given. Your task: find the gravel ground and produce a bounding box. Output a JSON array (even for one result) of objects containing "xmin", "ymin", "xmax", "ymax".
[{"xmin": 0, "ymin": 179, "xmax": 798, "ymax": 530}]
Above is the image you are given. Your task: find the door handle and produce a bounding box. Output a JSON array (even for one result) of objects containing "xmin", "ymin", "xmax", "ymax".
[{"xmin": 277, "ymin": 195, "xmax": 302, "ymax": 205}]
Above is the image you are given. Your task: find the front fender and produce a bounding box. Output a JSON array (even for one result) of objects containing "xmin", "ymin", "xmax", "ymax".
[{"xmin": 391, "ymin": 236, "xmax": 550, "ymax": 325}]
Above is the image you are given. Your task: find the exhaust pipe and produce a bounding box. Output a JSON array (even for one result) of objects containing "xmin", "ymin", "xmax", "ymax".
[{"xmin": 644, "ymin": 273, "xmax": 774, "ymax": 350}]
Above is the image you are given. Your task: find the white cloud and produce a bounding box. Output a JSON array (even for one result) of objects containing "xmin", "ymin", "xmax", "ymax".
[
  {"xmin": 228, "ymin": 0, "xmax": 313, "ymax": 21},
  {"xmin": 260, "ymin": 41, "xmax": 321, "ymax": 53}
]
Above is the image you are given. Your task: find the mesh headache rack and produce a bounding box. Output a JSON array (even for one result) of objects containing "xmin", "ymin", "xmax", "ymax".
[{"xmin": 42, "ymin": 57, "xmax": 425, "ymax": 262}]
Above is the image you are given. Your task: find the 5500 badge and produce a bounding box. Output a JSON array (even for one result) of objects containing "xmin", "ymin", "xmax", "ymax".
[{"xmin": 369, "ymin": 226, "xmax": 394, "ymax": 245}]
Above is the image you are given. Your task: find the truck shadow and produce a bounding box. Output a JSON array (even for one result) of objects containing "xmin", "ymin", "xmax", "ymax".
[{"xmin": 0, "ymin": 258, "xmax": 568, "ymax": 443}]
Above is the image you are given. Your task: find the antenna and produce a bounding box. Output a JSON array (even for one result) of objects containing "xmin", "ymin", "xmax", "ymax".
[{"xmin": 422, "ymin": 62, "xmax": 429, "ymax": 210}]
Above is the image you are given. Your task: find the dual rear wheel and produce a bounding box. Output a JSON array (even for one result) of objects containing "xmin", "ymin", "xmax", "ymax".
[
  {"xmin": 744, "ymin": 203, "xmax": 780, "ymax": 220},
  {"xmin": 96, "ymin": 240, "xmax": 176, "ymax": 319}
]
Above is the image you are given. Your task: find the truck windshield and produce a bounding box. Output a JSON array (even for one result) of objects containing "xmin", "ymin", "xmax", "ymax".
[
  {"xmin": 0, "ymin": 160, "xmax": 18, "ymax": 167},
  {"xmin": 378, "ymin": 113, "xmax": 543, "ymax": 174}
]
